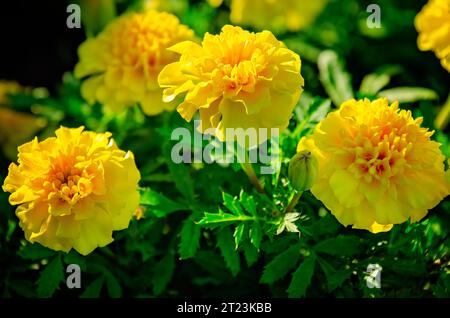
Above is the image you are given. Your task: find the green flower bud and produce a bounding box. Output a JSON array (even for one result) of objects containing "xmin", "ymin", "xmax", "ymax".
[{"xmin": 288, "ymin": 150, "xmax": 318, "ymax": 192}]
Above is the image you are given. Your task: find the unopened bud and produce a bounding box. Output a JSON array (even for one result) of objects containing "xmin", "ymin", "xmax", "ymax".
[{"xmin": 288, "ymin": 150, "xmax": 318, "ymax": 192}]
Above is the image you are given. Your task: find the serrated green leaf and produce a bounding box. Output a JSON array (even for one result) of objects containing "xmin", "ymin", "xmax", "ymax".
[
  {"xmin": 164, "ymin": 143, "xmax": 195, "ymax": 201},
  {"xmin": 287, "ymin": 255, "xmax": 316, "ymax": 297},
  {"xmin": 308, "ymin": 98, "xmax": 332, "ymax": 123},
  {"xmin": 37, "ymin": 255, "xmax": 64, "ymax": 298},
  {"xmin": 378, "ymin": 87, "xmax": 438, "ymax": 103},
  {"xmin": 18, "ymin": 243, "xmax": 55, "ymax": 260},
  {"xmin": 222, "ymin": 192, "xmax": 244, "ymax": 216},
  {"xmin": 250, "ymin": 222, "xmax": 262, "ymax": 249},
  {"xmin": 317, "ymin": 256, "xmax": 351, "ymax": 291},
  {"xmin": 105, "ymin": 274, "xmax": 122, "ymax": 298},
  {"xmin": 239, "ymin": 191, "xmax": 256, "ymax": 216},
  {"xmin": 234, "ymin": 223, "xmax": 246, "ymax": 249},
  {"xmin": 328, "ymin": 270, "xmax": 352, "ymax": 291},
  {"xmin": 217, "ymin": 228, "xmax": 241, "ymax": 276},
  {"xmin": 198, "ymin": 212, "xmax": 253, "ymax": 225},
  {"xmin": 152, "ymin": 252, "xmax": 176, "ymax": 295},
  {"xmin": 318, "ymin": 50, "xmax": 353, "ymax": 106},
  {"xmin": 179, "ymin": 218, "xmax": 201, "ymax": 259},
  {"xmin": 80, "ymin": 277, "xmax": 104, "ymax": 298},
  {"xmin": 360, "ymin": 73, "xmax": 391, "ymax": 95},
  {"xmin": 260, "ymin": 244, "xmax": 301, "ymax": 284},
  {"xmin": 314, "ymin": 235, "xmax": 362, "ymax": 256},
  {"xmin": 242, "ymin": 241, "xmax": 259, "ymax": 267},
  {"xmin": 139, "ymin": 188, "xmax": 185, "ymax": 217}
]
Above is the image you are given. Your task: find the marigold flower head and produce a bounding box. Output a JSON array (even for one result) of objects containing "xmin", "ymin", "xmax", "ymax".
[
  {"xmin": 226, "ymin": 0, "xmax": 328, "ymax": 33},
  {"xmin": 158, "ymin": 25, "xmax": 304, "ymax": 144},
  {"xmin": 74, "ymin": 10, "xmax": 195, "ymax": 115},
  {"xmin": 2, "ymin": 127, "xmax": 141, "ymax": 255},
  {"xmin": 415, "ymin": 0, "xmax": 450, "ymax": 72},
  {"xmin": 298, "ymin": 98, "xmax": 449, "ymax": 233}
]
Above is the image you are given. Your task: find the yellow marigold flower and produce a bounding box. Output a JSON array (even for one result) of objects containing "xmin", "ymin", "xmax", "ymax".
[
  {"xmin": 415, "ymin": 0, "xmax": 450, "ymax": 72},
  {"xmin": 298, "ymin": 98, "xmax": 449, "ymax": 233},
  {"xmin": 74, "ymin": 11, "xmax": 195, "ymax": 115},
  {"xmin": 158, "ymin": 25, "xmax": 304, "ymax": 143},
  {"xmin": 2, "ymin": 126, "xmax": 141, "ymax": 255},
  {"xmin": 229, "ymin": 0, "xmax": 328, "ymax": 33},
  {"xmin": 0, "ymin": 81, "xmax": 47, "ymax": 160}
]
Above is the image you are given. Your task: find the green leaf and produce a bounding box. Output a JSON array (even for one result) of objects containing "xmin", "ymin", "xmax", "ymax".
[
  {"xmin": 314, "ymin": 235, "xmax": 362, "ymax": 256},
  {"xmin": 250, "ymin": 222, "xmax": 262, "ymax": 249},
  {"xmin": 164, "ymin": 143, "xmax": 195, "ymax": 201},
  {"xmin": 18, "ymin": 243, "xmax": 55, "ymax": 260},
  {"xmin": 234, "ymin": 223, "xmax": 246, "ymax": 249},
  {"xmin": 287, "ymin": 254, "xmax": 316, "ymax": 297},
  {"xmin": 382, "ymin": 259, "xmax": 427, "ymax": 277},
  {"xmin": 311, "ymin": 213, "xmax": 341, "ymax": 238},
  {"xmin": 105, "ymin": 274, "xmax": 122, "ymax": 298},
  {"xmin": 63, "ymin": 250, "xmax": 87, "ymax": 271},
  {"xmin": 318, "ymin": 50, "xmax": 354, "ymax": 106},
  {"xmin": 328, "ymin": 270, "xmax": 352, "ymax": 291},
  {"xmin": 242, "ymin": 241, "xmax": 259, "ymax": 267},
  {"xmin": 36, "ymin": 255, "xmax": 64, "ymax": 298},
  {"xmin": 217, "ymin": 228, "xmax": 241, "ymax": 276},
  {"xmin": 317, "ymin": 256, "xmax": 351, "ymax": 291},
  {"xmin": 139, "ymin": 188, "xmax": 185, "ymax": 217},
  {"xmin": 359, "ymin": 73, "xmax": 391, "ymax": 95},
  {"xmin": 179, "ymin": 218, "xmax": 201, "ymax": 259},
  {"xmin": 239, "ymin": 191, "xmax": 256, "ymax": 216},
  {"xmin": 152, "ymin": 251, "xmax": 176, "ymax": 295},
  {"xmin": 260, "ymin": 244, "xmax": 301, "ymax": 284},
  {"xmin": 378, "ymin": 87, "xmax": 438, "ymax": 103},
  {"xmin": 80, "ymin": 277, "xmax": 104, "ymax": 298},
  {"xmin": 308, "ymin": 98, "xmax": 332, "ymax": 123},
  {"xmin": 222, "ymin": 192, "xmax": 244, "ymax": 216},
  {"xmin": 198, "ymin": 211, "xmax": 253, "ymax": 225}
]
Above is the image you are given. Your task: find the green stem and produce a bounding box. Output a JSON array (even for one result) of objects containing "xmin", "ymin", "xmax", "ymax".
[
  {"xmin": 435, "ymin": 92, "xmax": 450, "ymax": 131},
  {"xmin": 285, "ymin": 192, "xmax": 303, "ymax": 213},
  {"xmin": 241, "ymin": 161, "xmax": 265, "ymax": 194}
]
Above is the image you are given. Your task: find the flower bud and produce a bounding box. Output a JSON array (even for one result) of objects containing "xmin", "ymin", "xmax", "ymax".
[{"xmin": 288, "ymin": 150, "xmax": 318, "ymax": 192}]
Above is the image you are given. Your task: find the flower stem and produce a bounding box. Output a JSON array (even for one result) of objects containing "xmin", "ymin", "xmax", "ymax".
[
  {"xmin": 241, "ymin": 161, "xmax": 265, "ymax": 194},
  {"xmin": 435, "ymin": 92, "xmax": 450, "ymax": 131},
  {"xmin": 285, "ymin": 191, "xmax": 303, "ymax": 213}
]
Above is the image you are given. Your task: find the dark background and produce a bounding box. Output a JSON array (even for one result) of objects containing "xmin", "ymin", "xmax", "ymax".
[{"xmin": 0, "ymin": 1, "xmax": 84, "ymax": 92}]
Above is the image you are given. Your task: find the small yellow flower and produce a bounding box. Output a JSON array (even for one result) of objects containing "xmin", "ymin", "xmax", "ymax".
[
  {"xmin": 158, "ymin": 25, "xmax": 304, "ymax": 144},
  {"xmin": 74, "ymin": 10, "xmax": 195, "ymax": 115},
  {"xmin": 415, "ymin": 0, "xmax": 450, "ymax": 72},
  {"xmin": 0, "ymin": 81, "xmax": 47, "ymax": 160},
  {"xmin": 298, "ymin": 98, "xmax": 449, "ymax": 233},
  {"xmin": 229, "ymin": 0, "xmax": 329, "ymax": 33},
  {"xmin": 2, "ymin": 126, "xmax": 141, "ymax": 255}
]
